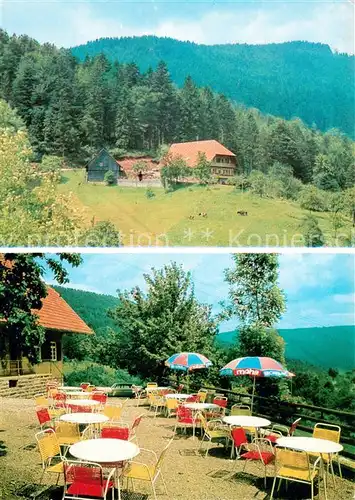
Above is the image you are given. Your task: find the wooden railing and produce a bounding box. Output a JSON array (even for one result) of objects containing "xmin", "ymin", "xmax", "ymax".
[{"xmin": 0, "ymin": 360, "xmax": 35, "ymax": 377}]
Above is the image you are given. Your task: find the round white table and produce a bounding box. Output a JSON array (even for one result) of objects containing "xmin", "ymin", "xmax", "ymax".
[
  {"xmin": 146, "ymin": 386, "xmax": 171, "ymax": 392},
  {"xmin": 58, "ymin": 386, "xmax": 82, "ymax": 391},
  {"xmin": 166, "ymin": 393, "xmax": 190, "ymax": 400},
  {"xmin": 223, "ymin": 415, "xmax": 271, "ymax": 428},
  {"xmin": 60, "ymin": 413, "xmax": 109, "ymax": 425},
  {"xmin": 276, "ymin": 436, "xmax": 342, "ymax": 455},
  {"xmin": 66, "ymin": 399, "xmax": 99, "ymax": 407},
  {"xmin": 70, "ymin": 438, "xmax": 139, "ymax": 463},
  {"xmin": 61, "ymin": 391, "xmax": 88, "ymax": 398},
  {"xmin": 95, "ymin": 386, "xmax": 113, "ymax": 393},
  {"xmin": 185, "ymin": 402, "xmax": 220, "ymax": 411}
]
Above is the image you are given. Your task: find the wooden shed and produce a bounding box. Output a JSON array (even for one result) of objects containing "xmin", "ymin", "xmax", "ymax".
[{"xmin": 86, "ymin": 149, "xmax": 120, "ymax": 182}]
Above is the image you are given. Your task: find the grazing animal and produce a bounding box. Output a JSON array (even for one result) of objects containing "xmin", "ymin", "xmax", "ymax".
[
  {"xmin": 237, "ymin": 210, "xmax": 248, "ymax": 216},
  {"xmin": 188, "ymin": 215, "xmax": 195, "ymax": 220},
  {"xmin": 198, "ymin": 212, "xmax": 207, "ymax": 218}
]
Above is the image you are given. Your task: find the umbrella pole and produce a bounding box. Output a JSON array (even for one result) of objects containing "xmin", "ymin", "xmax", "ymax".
[{"xmin": 251, "ymin": 376, "xmax": 256, "ymax": 413}]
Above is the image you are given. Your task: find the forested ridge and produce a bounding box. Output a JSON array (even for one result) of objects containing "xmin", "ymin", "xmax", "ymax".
[
  {"xmin": 71, "ymin": 36, "xmax": 354, "ymax": 137},
  {"xmin": 0, "ymin": 29, "xmax": 354, "ymax": 193}
]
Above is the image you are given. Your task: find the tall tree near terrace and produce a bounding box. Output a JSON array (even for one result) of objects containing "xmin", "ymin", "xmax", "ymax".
[
  {"xmin": 223, "ymin": 254, "xmax": 287, "ymax": 362},
  {"xmin": 0, "ymin": 253, "xmax": 82, "ymax": 364},
  {"xmin": 107, "ymin": 262, "xmax": 217, "ymax": 379}
]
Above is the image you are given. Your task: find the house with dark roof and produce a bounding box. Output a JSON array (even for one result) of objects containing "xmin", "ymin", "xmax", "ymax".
[
  {"xmin": 86, "ymin": 149, "xmax": 120, "ymax": 182},
  {"xmin": 0, "ymin": 276, "xmax": 93, "ymax": 379},
  {"xmin": 167, "ymin": 140, "xmax": 237, "ymax": 179}
]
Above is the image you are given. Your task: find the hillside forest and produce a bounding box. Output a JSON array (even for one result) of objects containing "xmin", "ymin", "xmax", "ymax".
[{"xmin": 0, "ymin": 29, "xmax": 354, "ymax": 246}]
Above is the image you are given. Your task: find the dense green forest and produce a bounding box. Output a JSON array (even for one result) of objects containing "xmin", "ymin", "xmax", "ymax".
[
  {"xmin": 1, "ymin": 30, "xmax": 354, "ymax": 193},
  {"xmin": 71, "ymin": 36, "xmax": 354, "ymax": 137},
  {"xmin": 217, "ymin": 326, "xmax": 355, "ymax": 372}
]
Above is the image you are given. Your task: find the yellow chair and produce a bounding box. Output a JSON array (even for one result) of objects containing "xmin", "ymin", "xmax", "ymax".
[
  {"xmin": 103, "ymin": 403, "xmax": 122, "ymax": 421},
  {"xmin": 165, "ymin": 397, "xmax": 178, "ymax": 417},
  {"xmin": 35, "ymin": 394, "xmax": 49, "ymax": 408},
  {"xmin": 123, "ymin": 438, "xmax": 173, "ymax": 500},
  {"xmin": 150, "ymin": 394, "xmax": 166, "ymax": 417},
  {"xmin": 270, "ymin": 447, "xmax": 321, "ymax": 500},
  {"xmin": 35, "ymin": 429, "xmax": 64, "ymax": 484},
  {"xmin": 146, "ymin": 382, "xmax": 158, "ymax": 389},
  {"xmin": 197, "ymin": 412, "xmax": 231, "ymax": 457},
  {"xmin": 54, "ymin": 421, "xmax": 81, "ymax": 448},
  {"xmin": 197, "ymin": 390, "xmax": 208, "ymax": 403},
  {"xmin": 230, "ymin": 404, "xmax": 251, "ymax": 416},
  {"xmin": 311, "ymin": 423, "xmax": 342, "ymax": 485}
]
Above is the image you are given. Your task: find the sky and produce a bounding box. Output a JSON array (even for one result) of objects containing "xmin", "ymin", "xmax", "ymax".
[
  {"xmin": 45, "ymin": 252, "xmax": 355, "ymax": 331},
  {"xmin": 1, "ymin": 0, "xmax": 354, "ymax": 54}
]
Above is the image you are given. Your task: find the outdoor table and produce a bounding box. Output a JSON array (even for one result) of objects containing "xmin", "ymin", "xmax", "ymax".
[
  {"xmin": 69, "ymin": 438, "xmax": 140, "ymax": 495},
  {"xmin": 95, "ymin": 386, "xmax": 113, "ymax": 393},
  {"xmin": 166, "ymin": 393, "xmax": 190, "ymax": 400},
  {"xmin": 184, "ymin": 402, "xmax": 220, "ymax": 411},
  {"xmin": 58, "ymin": 386, "xmax": 82, "ymax": 391},
  {"xmin": 66, "ymin": 399, "xmax": 100, "ymax": 409},
  {"xmin": 60, "ymin": 391, "xmax": 88, "ymax": 398},
  {"xmin": 223, "ymin": 415, "xmax": 271, "ymax": 439},
  {"xmin": 60, "ymin": 413, "xmax": 109, "ymax": 425},
  {"xmin": 276, "ymin": 436, "xmax": 343, "ymax": 497},
  {"xmin": 60, "ymin": 412, "xmax": 109, "ymax": 438}
]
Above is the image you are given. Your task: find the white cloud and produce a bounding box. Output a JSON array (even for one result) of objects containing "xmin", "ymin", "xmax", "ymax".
[
  {"xmin": 3, "ymin": 1, "xmax": 353, "ymax": 53},
  {"xmin": 333, "ymin": 293, "xmax": 355, "ymax": 304}
]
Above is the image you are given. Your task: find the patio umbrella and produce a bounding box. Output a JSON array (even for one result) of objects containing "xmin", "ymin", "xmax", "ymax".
[
  {"xmin": 219, "ymin": 356, "xmax": 293, "ymax": 412},
  {"xmin": 165, "ymin": 352, "xmax": 212, "ymax": 391}
]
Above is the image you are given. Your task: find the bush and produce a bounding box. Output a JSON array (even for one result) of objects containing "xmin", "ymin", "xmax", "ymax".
[
  {"xmin": 104, "ymin": 170, "xmax": 116, "ymax": 185},
  {"xmin": 64, "ymin": 361, "xmax": 143, "ymax": 387},
  {"xmin": 299, "ymin": 185, "xmax": 327, "ymax": 212},
  {"xmin": 301, "ymin": 214, "xmax": 325, "ymax": 247},
  {"xmin": 145, "ymin": 188, "xmax": 155, "ymax": 199}
]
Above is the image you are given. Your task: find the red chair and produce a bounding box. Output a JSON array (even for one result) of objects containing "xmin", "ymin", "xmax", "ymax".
[
  {"xmin": 186, "ymin": 394, "xmax": 199, "ymax": 403},
  {"xmin": 63, "ymin": 459, "xmax": 116, "ymax": 500},
  {"xmin": 69, "ymin": 404, "xmax": 93, "ymax": 414},
  {"xmin": 91, "ymin": 392, "xmax": 107, "ymax": 405},
  {"xmin": 239, "ymin": 438, "xmax": 275, "ymax": 487},
  {"xmin": 264, "ymin": 417, "xmax": 302, "ymax": 444},
  {"xmin": 36, "ymin": 407, "xmax": 54, "ymax": 430},
  {"xmin": 129, "ymin": 414, "xmax": 144, "ymax": 444},
  {"xmin": 174, "ymin": 405, "xmax": 199, "ymax": 438},
  {"xmin": 101, "ymin": 422, "xmax": 130, "ymax": 440},
  {"xmin": 80, "ymin": 383, "xmax": 90, "ymax": 390},
  {"xmin": 53, "ymin": 392, "xmax": 66, "ymax": 409},
  {"xmin": 213, "ymin": 396, "xmax": 228, "ymax": 408},
  {"xmin": 230, "ymin": 427, "xmax": 249, "ymax": 459},
  {"xmin": 177, "ymin": 384, "xmax": 184, "ymax": 393}
]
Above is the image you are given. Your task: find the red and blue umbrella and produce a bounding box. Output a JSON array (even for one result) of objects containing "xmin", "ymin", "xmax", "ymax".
[
  {"xmin": 166, "ymin": 352, "xmax": 212, "ymax": 372},
  {"xmin": 220, "ymin": 357, "xmax": 293, "ymax": 411}
]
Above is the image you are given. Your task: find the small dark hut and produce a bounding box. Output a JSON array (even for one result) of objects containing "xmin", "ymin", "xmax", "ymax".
[{"xmin": 86, "ymin": 149, "xmax": 120, "ymax": 182}]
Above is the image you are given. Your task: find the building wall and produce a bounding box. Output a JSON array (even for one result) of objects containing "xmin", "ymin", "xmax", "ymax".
[{"xmin": 87, "ymin": 150, "xmax": 119, "ymax": 182}]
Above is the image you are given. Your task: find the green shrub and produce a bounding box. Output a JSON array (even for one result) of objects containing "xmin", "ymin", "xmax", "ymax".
[
  {"xmin": 145, "ymin": 188, "xmax": 155, "ymax": 199},
  {"xmin": 299, "ymin": 185, "xmax": 327, "ymax": 212},
  {"xmin": 63, "ymin": 361, "xmax": 143, "ymax": 387},
  {"xmin": 104, "ymin": 170, "xmax": 116, "ymax": 186}
]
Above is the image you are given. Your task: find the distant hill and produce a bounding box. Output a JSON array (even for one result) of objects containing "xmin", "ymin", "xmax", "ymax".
[
  {"xmin": 71, "ymin": 36, "xmax": 354, "ymax": 136},
  {"xmin": 216, "ymin": 326, "xmax": 355, "ymax": 371},
  {"xmin": 53, "ymin": 286, "xmax": 119, "ymax": 336}
]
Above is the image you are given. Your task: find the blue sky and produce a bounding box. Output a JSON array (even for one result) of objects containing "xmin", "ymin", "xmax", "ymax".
[
  {"xmin": 45, "ymin": 252, "xmax": 355, "ymax": 331},
  {"xmin": 1, "ymin": 0, "xmax": 353, "ymax": 54}
]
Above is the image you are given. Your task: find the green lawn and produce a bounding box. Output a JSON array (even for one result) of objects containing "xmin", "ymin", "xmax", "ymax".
[{"xmin": 59, "ymin": 170, "xmax": 345, "ymax": 246}]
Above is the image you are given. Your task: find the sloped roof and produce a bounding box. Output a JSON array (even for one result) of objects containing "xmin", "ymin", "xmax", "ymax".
[
  {"xmin": 168, "ymin": 140, "xmax": 235, "ymax": 168},
  {"xmin": 35, "ymin": 287, "xmax": 93, "ymax": 335},
  {"xmin": 0, "ymin": 255, "xmax": 93, "ymax": 335},
  {"xmin": 117, "ymin": 157, "xmax": 158, "ymax": 173}
]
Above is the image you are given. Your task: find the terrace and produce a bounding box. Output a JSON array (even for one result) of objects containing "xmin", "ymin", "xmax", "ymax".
[{"xmin": 0, "ymin": 384, "xmax": 354, "ymax": 500}]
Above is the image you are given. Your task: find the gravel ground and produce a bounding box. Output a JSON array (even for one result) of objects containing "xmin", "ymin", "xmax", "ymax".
[{"xmin": 0, "ymin": 397, "xmax": 353, "ymax": 500}]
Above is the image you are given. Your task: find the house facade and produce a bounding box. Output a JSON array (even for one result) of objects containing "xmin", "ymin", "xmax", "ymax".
[
  {"xmin": 0, "ymin": 286, "xmax": 93, "ymax": 379},
  {"xmin": 168, "ymin": 140, "xmax": 237, "ymax": 179},
  {"xmin": 86, "ymin": 149, "xmax": 120, "ymax": 182}
]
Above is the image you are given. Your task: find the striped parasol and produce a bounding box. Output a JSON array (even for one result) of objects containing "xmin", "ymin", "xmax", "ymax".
[
  {"xmin": 220, "ymin": 357, "xmax": 293, "ymax": 411},
  {"xmin": 165, "ymin": 352, "xmax": 212, "ymax": 372},
  {"xmin": 166, "ymin": 352, "xmax": 212, "ymax": 392}
]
